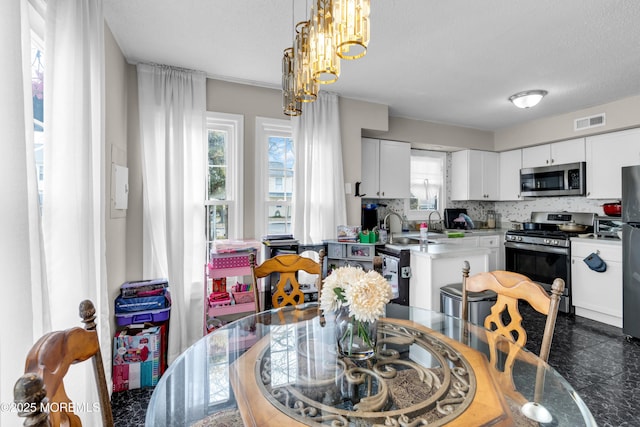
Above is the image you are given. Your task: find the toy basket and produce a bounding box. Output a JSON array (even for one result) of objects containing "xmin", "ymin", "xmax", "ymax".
[
  {"xmin": 232, "ymin": 291, "xmax": 254, "ymax": 304},
  {"xmin": 209, "ymin": 252, "xmax": 252, "ymax": 270}
]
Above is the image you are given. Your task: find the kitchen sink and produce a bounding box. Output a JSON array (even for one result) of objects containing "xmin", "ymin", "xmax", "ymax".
[{"xmin": 391, "ymin": 236, "xmax": 420, "ymax": 245}]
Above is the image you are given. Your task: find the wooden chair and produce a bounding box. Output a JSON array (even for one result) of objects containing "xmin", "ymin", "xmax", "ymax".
[
  {"xmin": 461, "ymin": 261, "xmax": 564, "ymax": 401},
  {"xmin": 13, "ymin": 300, "xmax": 114, "ymax": 427},
  {"xmin": 250, "ymin": 250, "xmax": 325, "ymax": 321}
]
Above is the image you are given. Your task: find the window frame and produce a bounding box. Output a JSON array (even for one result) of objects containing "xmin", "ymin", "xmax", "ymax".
[
  {"xmin": 255, "ymin": 117, "xmax": 294, "ymax": 239},
  {"xmin": 205, "ymin": 112, "xmax": 244, "ymax": 241},
  {"xmin": 404, "ymin": 149, "xmax": 446, "ymax": 221}
]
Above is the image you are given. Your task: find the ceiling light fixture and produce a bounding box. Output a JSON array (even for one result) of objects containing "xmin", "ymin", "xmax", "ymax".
[
  {"xmin": 508, "ymin": 90, "xmax": 548, "ymax": 109},
  {"xmin": 282, "ymin": 47, "xmax": 301, "ymax": 116},
  {"xmin": 310, "ymin": 0, "xmax": 340, "ymax": 84},
  {"xmin": 335, "ymin": 0, "xmax": 370, "ymax": 60},
  {"xmin": 283, "ymin": 1, "xmax": 303, "ymax": 115},
  {"xmin": 294, "ymin": 21, "xmax": 318, "ymax": 103},
  {"xmin": 281, "ymin": 0, "xmax": 369, "ymax": 116}
]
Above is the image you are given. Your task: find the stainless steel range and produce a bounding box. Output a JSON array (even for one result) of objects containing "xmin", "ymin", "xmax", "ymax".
[{"xmin": 504, "ymin": 211, "xmax": 596, "ymax": 314}]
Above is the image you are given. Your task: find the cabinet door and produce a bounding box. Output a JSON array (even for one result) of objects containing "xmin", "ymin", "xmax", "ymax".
[
  {"xmin": 361, "ymin": 138, "xmax": 380, "ymax": 198},
  {"xmin": 572, "ymin": 257, "xmax": 622, "ymax": 319},
  {"xmin": 551, "ymin": 138, "xmax": 585, "ymax": 165},
  {"xmin": 586, "ymin": 128, "xmax": 640, "ymax": 199},
  {"xmin": 379, "ymin": 140, "xmax": 411, "ymax": 198},
  {"xmin": 499, "ymin": 149, "xmax": 522, "ymax": 201},
  {"xmin": 480, "ymin": 235, "xmax": 502, "ymax": 271},
  {"xmin": 452, "ymin": 150, "xmax": 498, "ymax": 201},
  {"xmin": 522, "ymin": 145, "xmax": 551, "ymax": 168},
  {"xmin": 482, "ymin": 152, "xmax": 499, "ymax": 200},
  {"xmin": 522, "ymin": 139, "xmax": 586, "ymax": 168},
  {"xmin": 451, "ymin": 150, "xmax": 470, "ymax": 201}
]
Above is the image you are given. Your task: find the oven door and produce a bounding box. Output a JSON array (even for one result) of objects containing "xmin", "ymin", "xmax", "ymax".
[{"xmin": 504, "ymin": 241, "xmax": 572, "ymax": 313}]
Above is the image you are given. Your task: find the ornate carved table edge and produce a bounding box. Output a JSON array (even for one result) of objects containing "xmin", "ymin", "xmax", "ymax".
[{"xmin": 227, "ymin": 317, "xmax": 515, "ymax": 426}]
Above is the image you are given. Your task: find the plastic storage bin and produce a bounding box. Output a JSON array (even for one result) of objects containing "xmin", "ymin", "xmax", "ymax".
[
  {"xmin": 115, "ymin": 307, "xmax": 171, "ymax": 327},
  {"xmin": 440, "ymin": 283, "xmax": 497, "ymax": 326}
]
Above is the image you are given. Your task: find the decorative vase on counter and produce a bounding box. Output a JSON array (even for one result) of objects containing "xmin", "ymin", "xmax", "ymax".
[{"xmin": 335, "ymin": 306, "xmax": 378, "ymax": 360}]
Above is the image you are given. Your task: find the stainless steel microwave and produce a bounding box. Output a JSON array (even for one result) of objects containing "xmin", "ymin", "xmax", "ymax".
[{"xmin": 520, "ymin": 162, "xmax": 586, "ymax": 197}]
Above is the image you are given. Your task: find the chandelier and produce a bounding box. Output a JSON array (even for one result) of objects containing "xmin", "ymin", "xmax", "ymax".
[{"xmin": 282, "ymin": 0, "xmax": 370, "ymax": 116}]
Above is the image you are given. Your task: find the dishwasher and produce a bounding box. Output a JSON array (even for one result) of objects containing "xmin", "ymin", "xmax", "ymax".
[{"xmin": 381, "ymin": 252, "xmax": 410, "ymax": 306}]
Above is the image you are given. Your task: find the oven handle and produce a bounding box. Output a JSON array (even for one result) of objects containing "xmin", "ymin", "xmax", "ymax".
[{"xmin": 504, "ymin": 241, "xmax": 570, "ymax": 255}]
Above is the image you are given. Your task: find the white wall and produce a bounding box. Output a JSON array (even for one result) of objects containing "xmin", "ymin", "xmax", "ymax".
[
  {"xmin": 494, "ymin": 95, "xmax": 640, "ymax": 151},
  {"xmin": 104, "ymin": 24, "xmax": 130, "ymax": 330}
]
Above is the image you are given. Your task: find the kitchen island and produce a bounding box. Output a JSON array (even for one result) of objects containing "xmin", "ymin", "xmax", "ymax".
[{"xmin": 408, "ymin": 243, "xmax": 490, "ymax": 311}]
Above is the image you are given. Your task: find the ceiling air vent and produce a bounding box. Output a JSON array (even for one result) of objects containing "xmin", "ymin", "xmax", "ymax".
[{"xmin": 574, "ymin": 113, "xmax": 606, "ymax": 131}]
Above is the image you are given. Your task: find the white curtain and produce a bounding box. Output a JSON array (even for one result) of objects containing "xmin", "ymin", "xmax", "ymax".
[
  {"xmin": 292, "ymin": 92, "xmax": 347, "ymax": 243},
  {"xmin": 42, "ymin": 0, "xmax": 109, "ymax": 424},
  {"xmin": 137, "ymin": 63, "xmax": 206, "ymax": 363},
  {"xmin": 0, "ymin": 1, "xmax": 49, "ymax": 425}
]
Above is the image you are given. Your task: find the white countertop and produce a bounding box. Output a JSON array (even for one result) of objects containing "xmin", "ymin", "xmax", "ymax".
[
  {"xmin": 571, "ymin": 236, "xmax": 622, "ymax": 246},
  {"xmin": 400, "ymin": 243, "xmax": 491, "ymax": 259}
]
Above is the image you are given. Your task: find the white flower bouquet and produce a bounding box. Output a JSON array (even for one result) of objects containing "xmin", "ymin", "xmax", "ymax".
[{"xmin": 320, "ymin": 266, "xmax": 393, "ymax": 358}]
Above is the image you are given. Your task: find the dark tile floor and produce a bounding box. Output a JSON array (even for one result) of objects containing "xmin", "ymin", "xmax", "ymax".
[{"xmin": 111, "ymin": 306, "xmax": 640, "ymax": 426}]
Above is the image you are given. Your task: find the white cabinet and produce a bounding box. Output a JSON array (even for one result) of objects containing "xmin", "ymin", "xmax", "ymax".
[
  {"xmin": 480, "ymin": 235, "xmax": 503, "ymax": 271},
  {"xmin": 498, "ymin": 149, "xmax": 523, "ymax": 201},
  {"xmin": 585, "ymin": 128, "xmax": 640, "ymax": 199},
  {"xmin": 521, "ymin": 138, "xmax": 585, "ymax": 168},
  {"xmin": 571, "ymin": 239, "xmax": 622, "ymax": 327},
  {"xmin": 361, "ymin": 138, "xmax": 411, "ymax": 199},
  {"xmin": 451, "ymin": 150, "xmax": 499, "ymax": 201},
  {"xmin": 410, "ymin": 248, "xmax": 489, "ymax": 311}
]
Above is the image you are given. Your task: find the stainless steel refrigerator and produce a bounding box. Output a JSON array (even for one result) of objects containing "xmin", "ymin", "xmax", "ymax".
[{"xmin": 622, "ymin": 165, "xmax": 640, "ymax": 338}]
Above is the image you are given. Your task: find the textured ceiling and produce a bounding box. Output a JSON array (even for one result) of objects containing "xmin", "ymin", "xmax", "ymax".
[{"xmin": 104, "ymin": 0, "xmax": 640, "ymax": 131}]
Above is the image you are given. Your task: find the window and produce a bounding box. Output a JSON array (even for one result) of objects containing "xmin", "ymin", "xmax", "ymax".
[
  {"xmin": 405, "ymin": 149, "xmax": 446, "ymax": 220},
  {"xmin": 29, "ymin": 0, "xmax": 46, "ymax": 210},
  {"xmin": 255, "ymin": 117, "xmax": 294, "ymax": 238},
  {"xmin": 205, "ymin": 113, "xmax": 243, "ymax": 246}
]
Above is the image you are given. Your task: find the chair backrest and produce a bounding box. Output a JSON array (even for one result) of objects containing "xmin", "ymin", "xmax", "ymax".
[
  {"xmin": 250, "ymin": 250, "xmax": 325, "ymax": 314},
  {"xmin": 461, "ymin": 262, "xmax": 564, "ymax": 363},
  {"xmin": 14, "ymin": 300, "xmax": 113, "ymax": 427}
]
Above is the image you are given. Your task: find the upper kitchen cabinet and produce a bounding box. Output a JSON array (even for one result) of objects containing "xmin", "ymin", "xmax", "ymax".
[
  {"xmin": 451, "ymin": 150, "xmax": 499, "ymax": 201},
  {"xmin": 521, "ymin": 138, "xmax": 585, "ymax": 168},
  {"xmin": 586, "ymin": 128, "xmax": 640, "ymax": 199},
  {"xmin": 498, "ymin": 149, "xmax": 523, "ymax": 201},
  {"xmin": 361, "ymin": 138, "xmax": 411, "ymax": 199}
]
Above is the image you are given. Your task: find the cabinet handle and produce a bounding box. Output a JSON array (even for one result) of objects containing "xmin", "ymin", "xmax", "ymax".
[
  {"xmin": 546, "ymin": 159, "xmax": 549, "ymax": 164},
  {"xmin": 551, "ymin": 158, "xmax": 555, "ymax": 164}
]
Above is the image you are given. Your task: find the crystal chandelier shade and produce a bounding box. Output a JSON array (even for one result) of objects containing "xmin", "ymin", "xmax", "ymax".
[
  {"xmin": 282, "ymin": 47, "xmax": 301, "ymax": 116},
  {"xmin": 294, "ymin": 21, "xmax": 319, "ymax": 102},
  {"xmin": 310, "ymin": 0, "xmax": 340, "ymax": 84},
  {"xmin": 335, "ymin": 0, "xmax": 370, "ymax": 59}
]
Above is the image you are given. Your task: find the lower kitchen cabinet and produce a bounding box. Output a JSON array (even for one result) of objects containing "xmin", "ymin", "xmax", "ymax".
[
  {"xmin": 571, "ymin": 238, "xmax": 622, "ymax": 327},
  {"xmin": 479, "ymin": 234, "xmax": 504, "ymax": 271}
]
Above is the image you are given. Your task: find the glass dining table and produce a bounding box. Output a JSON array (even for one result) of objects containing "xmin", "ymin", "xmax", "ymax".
[{"xmin": 145, "ymin": 303, "xmax": 596, "ymax": 426}]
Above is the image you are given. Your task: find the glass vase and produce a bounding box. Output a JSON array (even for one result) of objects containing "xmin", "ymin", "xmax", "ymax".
[{"xmin": 335, "ymin": 306, "xmax": 377, "ymax": 360}]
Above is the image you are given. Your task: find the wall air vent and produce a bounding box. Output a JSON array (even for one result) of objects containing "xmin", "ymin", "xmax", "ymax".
[{"xmin": 574, "ymin": 113, "xmax": 606, "ymax": 131}]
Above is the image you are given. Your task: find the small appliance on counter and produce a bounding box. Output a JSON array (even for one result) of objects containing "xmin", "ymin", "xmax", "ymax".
[
  {"xmin": 444, "ymin": 208, "xmax": 468, "ymax": 229},
  {"xmin": 594, "ymin": 216, "xmax": 623, "ymax": 239},
  {"xmin": 361, "ymin": 203, "xmax": 379, "ymax": 231}
]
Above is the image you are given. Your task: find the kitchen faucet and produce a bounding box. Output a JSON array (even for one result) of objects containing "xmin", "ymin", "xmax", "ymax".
[
  {"xmin": 428, "ymin": 210, "xmax": 443, "ymax": 231},
  {"xmin": 383, "ymin": 211, "xmax": 404, "ymax": 244}
]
